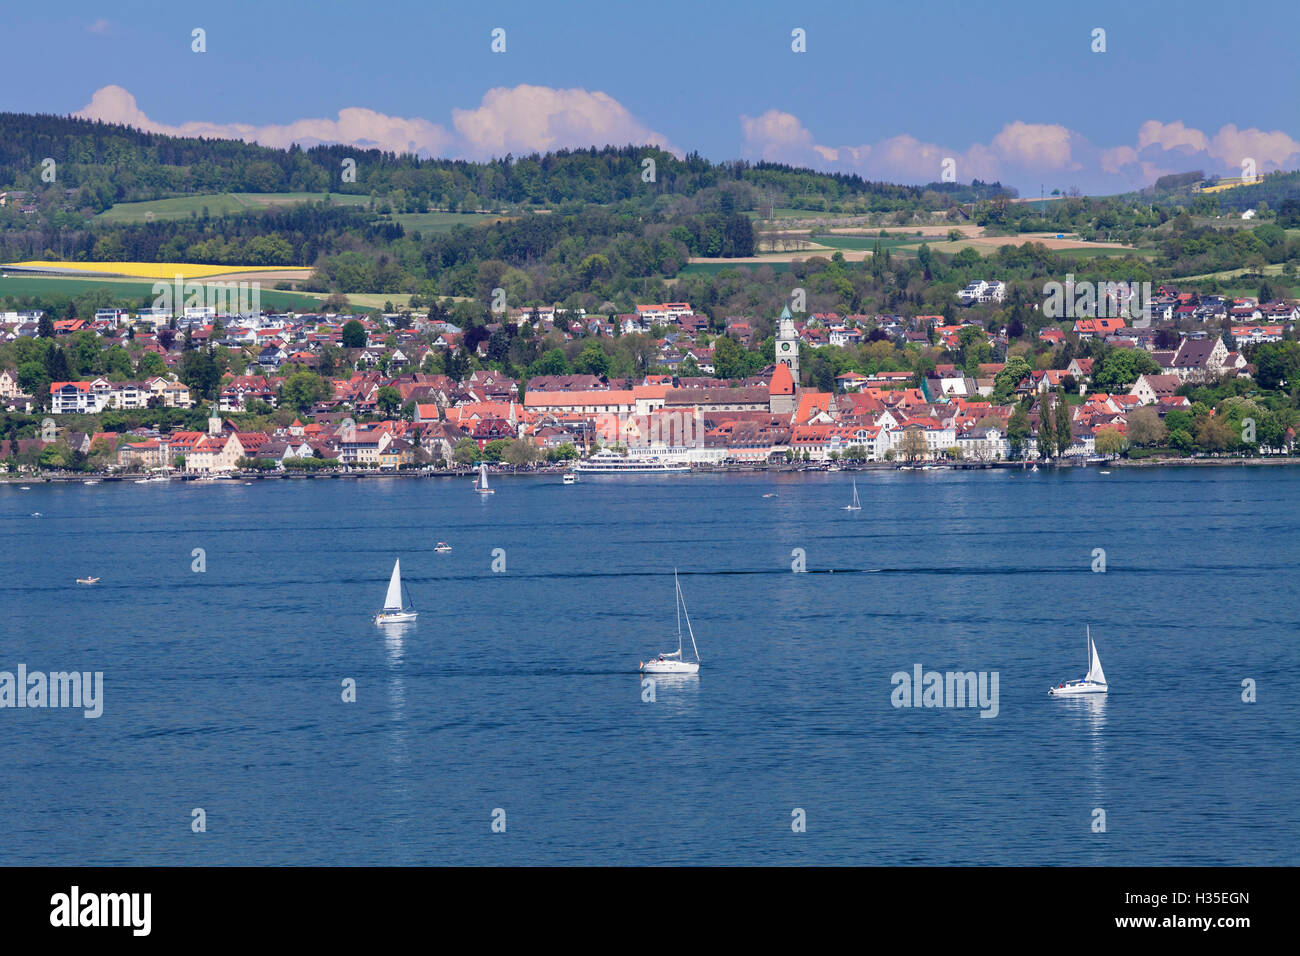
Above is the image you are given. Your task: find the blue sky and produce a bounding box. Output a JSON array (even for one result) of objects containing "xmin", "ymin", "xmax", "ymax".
[{"xmin": 5, "ymin": 0, "xmax": 1299, "ymax": 194}]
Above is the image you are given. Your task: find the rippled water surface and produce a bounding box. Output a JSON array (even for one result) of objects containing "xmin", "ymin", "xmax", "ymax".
[{"xmin": 1, "ymin": 467, "xmax": 1296, "ymax": 864}]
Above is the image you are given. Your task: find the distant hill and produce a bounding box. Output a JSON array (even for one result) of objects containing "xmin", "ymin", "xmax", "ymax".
[
  {"xmin": 1210, "ymin": 170, "xmax": 1300, "ymax": 216},
  {"xmin": 0, "ymin": 111, "xmax": 1011, "ymax": 216}
]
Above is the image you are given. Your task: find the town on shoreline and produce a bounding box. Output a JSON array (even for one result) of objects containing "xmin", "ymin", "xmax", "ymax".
[{"xmin": 3, "ymin": 288, "xmax": 1298, "ymax": 480}]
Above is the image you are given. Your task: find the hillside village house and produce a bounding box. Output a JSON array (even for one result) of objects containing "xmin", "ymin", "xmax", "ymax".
[
  {"xmin": 1169, "ymin": 336, "xmax": 1229, "ymax": 382},
  {"xmin": 956, "ymin": 280, "xmax": 1006, "ymax": 305},
  {"xmin": 219, "ymin": 375, "xmax": 278, "ymax": 411},
  {"xmin": 339, "ymin": 428, "xmax": 393, "ymax": 466},
  {"xmin": 957, "ymin": 426, "xmax": 1009, "ymax": 461},
  {"xmin": 1131, "ymin": 373, "xmax": 1182, "ymax": 405},
  {"xmin": 0, "ymin": 368, "xmax": 34, "ymax": 409},
  {"xmin": 49, "ymin": 377, "xmax": 193, "ymax": 414}
]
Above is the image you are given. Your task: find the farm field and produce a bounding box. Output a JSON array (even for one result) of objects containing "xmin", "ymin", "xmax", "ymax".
[
  {"xmin": 807, "ymin": 234, "xmax": 936, "ymax": 252},
  {"xmin": 824, "ymin": 224, "xmax": 981, "ymax": 237},
  {"xmin": 748, "ymin": 206, "xmax": 853, "ymax": 220},
  {"xmin": 389, "ymin": 211, "xmax": 510, "ymax": 232},
  {"xmin": 1176, "ymin": 263, "xmax": 1291, "ymax": 282},
  {"xmin": 677, "ymin": 260, "xmax": 793, "ymax": 276},
  {"xmin": 94, "ymin": 192, "xmax": 371, "ymax": 223},
  {"xmin": 0, "ymin": 273, "xmax": 326, "ymax": 310},
  {"xmin": 4, "ymin": 260, "xmax": 297, "ymax": 280}
]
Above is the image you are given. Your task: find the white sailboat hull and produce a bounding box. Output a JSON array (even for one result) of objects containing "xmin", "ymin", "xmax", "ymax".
[
  {"xmin": 1048, "ymin": 681, "xmax": 1107, "ymax": 696},
  {"xmin": 1051, "ymin": 629, "xmax": 1108, "ymax": 695},
  {"xmin": 640, "ymin": 571, "xmax": 702, "ymax": 673},
  {"xmin": 374, "ymin": 610, "xmax": 418, "ymax": 625},
  {"xmin": 375, "ymin": 559, "xmax": 416, "ymax": 624},
  {"xmin": 640, "ymin": 659, "xmax": 699, "ymax": 674}
]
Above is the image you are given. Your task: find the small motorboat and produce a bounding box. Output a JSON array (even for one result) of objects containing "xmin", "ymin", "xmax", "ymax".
[
  {"xmin": 434, "ymin": 542, "xmax": 453, "ymax": 553},
  {"xmin": 1099, "ymin": 470, "xmax": 1111, "ymax": 475},
  {"xmin": 762, "ymin": 492, "xmax": 776, "ymax": 498},
  {"xmin": 30, "ymin": 512, "xmax": 41, "ymax": 517},
  {"xmin": 562, "ymin": 472, "xmax": 577, "ymax": 484},
  {"xmin": 76, "ymin": 576, "xmax": 99, "ymax": 585}
]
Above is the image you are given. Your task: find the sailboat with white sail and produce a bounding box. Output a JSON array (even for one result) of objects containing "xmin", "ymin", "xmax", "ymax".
[
  {"xmin": 1049, "ymin": 626, "xmax": 1108, "ymax": 695},
  {"xmin": 373, "ymin": 558, "xmax": 418, "ymax": 625},
  {"xmin": 473, "ymin": 462, "xmax": 494, "ymax": 495},
  {"xmin": 640, "ymin": 571, "xmax": 701, "ymax": 675},
  {"xmin": 844, "ymin": 478, "xmax": 861, "ymax": 511}
]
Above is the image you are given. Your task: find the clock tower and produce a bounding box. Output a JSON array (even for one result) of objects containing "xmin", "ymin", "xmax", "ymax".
[{"xmin": 776, "ymin": 304, "xmax": 799, "ymax": 381}]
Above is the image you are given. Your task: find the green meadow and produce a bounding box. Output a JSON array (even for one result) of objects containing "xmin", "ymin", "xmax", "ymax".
[
  {"xmin": 388, "ymin": 210, "xmax": 506, "ymax": 233},
  {"xmin": 95, "ymin": 192, "xmax": 372, "ymax": 223},
  {"xmin": 0, "ymin": 273, "xmax": 326, "ymax": 310}
]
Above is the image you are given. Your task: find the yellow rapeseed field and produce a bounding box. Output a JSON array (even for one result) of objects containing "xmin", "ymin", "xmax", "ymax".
[{"xmin": 3, "ymin": 261, "xmax": 292, "ymax": 280}]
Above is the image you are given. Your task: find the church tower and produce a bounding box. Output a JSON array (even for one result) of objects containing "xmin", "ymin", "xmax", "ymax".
[{"xmin": 776, "ymin": 304, "xmax": 799, "ymax": 381}]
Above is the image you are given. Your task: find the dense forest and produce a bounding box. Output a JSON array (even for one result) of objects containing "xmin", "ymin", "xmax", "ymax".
[{"xmin": 0, "ymin": 112, "xmax": 1009, "ymax": 215}]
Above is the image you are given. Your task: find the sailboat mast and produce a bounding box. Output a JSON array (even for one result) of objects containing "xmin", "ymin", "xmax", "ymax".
[{"xmin": 675, "ymin": 570, "xmax": 683, "ymax": 656}]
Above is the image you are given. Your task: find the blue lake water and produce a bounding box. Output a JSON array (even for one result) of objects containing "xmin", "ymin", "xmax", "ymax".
[{"xmin": 1, "ymin": 467, "xmax": 1297, "ymax": 865}]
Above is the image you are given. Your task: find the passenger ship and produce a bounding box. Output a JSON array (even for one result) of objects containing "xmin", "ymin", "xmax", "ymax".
[{"xmin": 572, "ymin": 448, "xmax": 690, "ymax": 475}]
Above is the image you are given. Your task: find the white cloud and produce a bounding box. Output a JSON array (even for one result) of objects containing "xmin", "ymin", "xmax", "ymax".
[
  {"xmin": 1136, "ymin": 119, "xmax": 1208, "ymax": 153},
  {"xmin": 452, "ymin": 85, "xmax": 679, "ymax": 158},
  {"xmin": 74, "ymin": 84, "xmax": 677, "ymax": 161},
  {"xmin": 86, "ymin": 19, "xmax": 111, "ymax": 35},
  {"xmin": 70, "ymin": 86, "xmax": 1300, "ymax": 193},
  {"xmin": 738, "ymin": 110, "xmax": 816, "ymax": 163},
  {"xmin": 739, "ymin": 109, "xmax": 1299, "ymax": 191},
  {"xmin": 990, "ymin": 121, "xmax": 1074, "ymax": 170},
  {"xmin": 1209, "ymin": 123, "xmax": 1300, "ymax": 170},
  {"xmin": 739, "ymin": 115, "xmax": 1072, "ymax": 184}
]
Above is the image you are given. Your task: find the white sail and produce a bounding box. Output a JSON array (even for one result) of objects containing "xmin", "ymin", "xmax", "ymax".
[
  {"xmin": 1085, "ymin": 630, "xmax": 1106, "ymax": 685},
  {"xmin": 677, "ymin": 572, "xmax": 700, "ymax": 664},
  {"xmin": 479, "ymin": 463, "xmax": 489, "ymax": 490},
  {"xmin": 383, "ymin": 559, "xmax": 404, "ymax": 610},
  {"xmin": 851, "ymin": 480, "xmax": 860, "ymax": 509}
]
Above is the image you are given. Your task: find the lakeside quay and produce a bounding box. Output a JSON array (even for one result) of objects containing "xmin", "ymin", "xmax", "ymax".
[{"xmin": 7, "ymin": 455, "xmax": 1300, "ymax": 483}]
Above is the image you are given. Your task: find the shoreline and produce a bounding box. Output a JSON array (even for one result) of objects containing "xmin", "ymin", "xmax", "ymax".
[{"xmin": 6, "ymin": 455, "xmax": 1300, "ymax": 483}]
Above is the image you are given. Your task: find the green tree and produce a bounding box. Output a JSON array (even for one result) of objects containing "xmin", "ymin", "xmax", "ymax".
[
  {"xmin": 17, "ymin": 361, "xmax": 51, "ymax": 405},
  {"xmin": 1055, "ymin": 388, "xmax": 1072, "ymax": 454},
  {"xmin": 482, "ymin": 439, "xmax": 509, "ymax": 462},
  {"xmin": 1037, "ymin": 398, "xmax": 1056, "ymax": 459},
  {"xmin": 376, "ymin": 385, "xmax": 402, "ymax": 417},
  {"xmin": 341, "ymin": 319, "xmax": 367, "ymax": 349},
  {"xmin": 180, "ymin": 348, "xmax": 222, "ymax": 401},
  {"xmin": 1006, "ymin": 406, "xmax": 1030, "ymax": 458},
  {"xmin": 280, "ymin": 371, "xmax": 330, "ymax": 413},
  {"xmin": 452, "ymin": 437, "xmax": 478, "ymax": 465},
  {"xmin": 503, "ymin": 438, "xmax": 539, "ymax": 466},
  {"xmin": 573, "ymin": 341, "xmax": 610, "ymax": 378},
  {"xmin": 1253, "ymin": 341, "xmax": 1300, "ymax": 391},
  {"xmin": 1094, "ymin": 427, "xmax": 1125, "ymax": 457},
  {"xmin": 993, "ymin": 356, "xmax": 1032, "ymax": 402},
  {"xmin": 1195, "ymin": 413, "xmax": 1232, "ymax": 453},
  {"xmin": 1126, "ymin": 406, "xmax": 1166, "ymax": 447},
  {"xmin": 1093, "ymin": 348, "xmax": 1160, "ymax": 391}
]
